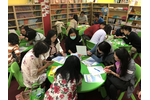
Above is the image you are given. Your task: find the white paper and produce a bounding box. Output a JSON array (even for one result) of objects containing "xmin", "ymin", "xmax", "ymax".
[
  {"xmin": 19, "ymin": 47, "xmax": 28, "ymax": 53},
  {"xmin": 45, "ymin": 5, "xmax": 49, "ymax": 9},
  {"xmin": 84, "ymin": 74, "xmax": 104, "ymax": 83},
  {"xmin": 44, "ymin": 0, "xmax": 49, "ymax": 3},
  {"xmin": 76, "ymin": 45, "xmax": 87, "ymax": 55},
  {"xmin": 52, "ymin": 56, "xmax": 67, "ymax": 64},
  {"xmin": 81, "ymin": 57, "xmax": 99, "ymax": 67},
  {"xmin": 87, "ymin": 66, "xmax": 105, "ymax": 74},
  {"xmin": 42, "ymin": 13, "xmax": 46, "ymax": 17},
  {"xmin": 45, "ymin": 10, "xmax": 49, "ymax": 14},
  {"xmin": 41, "ymin": 2, "xmax": 45, "ymax": 6},
  {"xmin": 52, "ymin": 66, "xmax": 62, "ymax": 72}
]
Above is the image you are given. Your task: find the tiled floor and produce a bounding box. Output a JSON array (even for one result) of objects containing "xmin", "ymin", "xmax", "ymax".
[{"xmin": 8, "ymin": 36, "xmax": 141, "ymax": 100}]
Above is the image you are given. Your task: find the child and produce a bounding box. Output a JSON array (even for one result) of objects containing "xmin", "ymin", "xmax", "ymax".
[
  {"xmin": 113, "ymin": 25, "xmax": 126, "ymax": 39},
  {"xmin": 93, "ymin": 13, "xmax": 104, "ymax": 24},
  {"xmin": 44, "ymin": 55, "xmax": 83, "ymax": 100},
  {"xmin": 44, "ymin": 30, "xmax": 66, "ymax": 61},
  {"xmin": 104, "ymin": 48, "xmax": 136, "ymax": 100},
  {"xmin": 19, "ymin": 25, "xmax": 45, "ymax": 45},
  {"xmin": 90, "ymin": 24, "xmax": 112, "ymax": 44},
  {"xmin": 65, "ymin": 28, "xmax": 82, "ymax": 55},
  {"xmin": 78, "ymin": 11, "xmax": 89, "ymax": 25},
  {"xmin": 87, "ymin": 41, "xmax": 115, "ymax": 65},
  {"xmin": 123, "ymin": 26, "xmax": 141, "ymax": 55},
  {"xmin": 8, "ymin": 33, "xmax": 21, "ymax": 67},
  {"xmin": 67, "ymin": 14, "xmax": 78, "ymax": 34}
]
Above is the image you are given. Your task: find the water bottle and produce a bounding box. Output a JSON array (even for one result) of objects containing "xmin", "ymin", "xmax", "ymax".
[{"xmin": 36, "ymin": 88, "xmax": 42, "ymax": 98}]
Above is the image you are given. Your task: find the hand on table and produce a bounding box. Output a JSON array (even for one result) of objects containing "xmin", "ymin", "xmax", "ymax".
[
  {"xmin": 87, "ymin": 51, "xmax": 92, "ymax": 56},
  {"xmin": 19, "ymin": 36, "xmax": 25, "ymax": 39},
  {"xmin": 45, "ymin": 61, "xmax": 54, "ymax": 67},
  {"xmin": 103, "ymin": 68, "xmax": 112, "ymax": 73},
  {"xmin": 61, "ymin": 52, "xmax": 66, "ymax": 57}
]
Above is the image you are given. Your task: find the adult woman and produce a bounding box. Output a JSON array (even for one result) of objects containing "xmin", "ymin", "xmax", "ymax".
[
  {"xmin": 87, "ymin": 41, "xmax": 114, "ymax": 65},
  {"xmin": 65, "ymin": 28, "xmax": 82, "ymax": 55},
  {"xmin": 19, "ymin": 25, "xmax": 45, "ymax": 45},
  {"xmin": 67, "ymin": 14, "xmax": 78, "ymax": 34},
  {"xmin": 104, "ymin": 48, "xmax": 136, "ymax": 100},
  {"xmin": 44, "ymin": 30, "xmax": 65, "ymax": 61},
  {"xmin": 90, "ymin": 24, "xmax": 112, "ymax": 44},
  {"xmin": 44, "ymin": 56, "xmax": 83, "ymax": 100},
  {"xmin": 21, "ymin": 41, "xmax": 54, "ymax": 88}
]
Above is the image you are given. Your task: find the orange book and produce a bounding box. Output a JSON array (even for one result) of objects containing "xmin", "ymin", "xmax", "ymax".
[{"xmin": 24, "ymin": 19, "xmax": 28, "ymax": 24}]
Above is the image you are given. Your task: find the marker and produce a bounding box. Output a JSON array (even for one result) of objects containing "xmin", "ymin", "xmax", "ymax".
[{"xmin": 94, "ymin": 68, "xmax": 100, "ymax": 72}]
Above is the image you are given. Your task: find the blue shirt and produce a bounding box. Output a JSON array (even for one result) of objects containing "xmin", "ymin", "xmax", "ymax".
[{"xmin": 94, "ymin": 17, "xmax": 104, "ymax": 24}]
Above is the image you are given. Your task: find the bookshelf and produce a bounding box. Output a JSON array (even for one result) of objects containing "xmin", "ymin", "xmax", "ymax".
[
  {"xmin": 81, "ymin": 3, "xmax": 92, "ymax": 25},
  {"xmin": 8, "ymin": 4, "xmax": 44, "ymax": 33},
  {"xmin": 107, "ymin": 3, "xmax": 129, "ymax": 30},
  {"xmin": 127, "ymin": 5, "xmax": 141, "ymax": 29},
  {"xmin": 91, "ymin": 3, "xmax": 109, "ymax": 25},
  {"xmin": 50, "ymin": 3, "xmax": 68, "ymax": 30}
]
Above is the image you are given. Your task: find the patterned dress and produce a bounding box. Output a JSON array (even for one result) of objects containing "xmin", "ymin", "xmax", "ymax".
[
  {"xmin": 21, "ymin": 49, "xmax": 47, "ymax": 88},
  {"xmin": 44, "ymin": 74, "xmax": 82, "ymax": 100}
]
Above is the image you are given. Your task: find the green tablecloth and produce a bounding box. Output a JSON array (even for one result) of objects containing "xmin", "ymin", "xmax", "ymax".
[
  {"xmin": 46, "ymin": 56, "xmax": 107, "ymax": 93},
  {"xmin": 19, "ymin": 39, "xmax": 34, "ymax": 52},
  {"xmin": 106, "ymin": 37, "xmax": 132, "ymax": 52}
]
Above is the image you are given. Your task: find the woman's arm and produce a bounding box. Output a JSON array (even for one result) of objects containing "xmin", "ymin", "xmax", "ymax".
[{"xmin": 38, "ymin": 61, "xmax": 54, "ymax": 73}]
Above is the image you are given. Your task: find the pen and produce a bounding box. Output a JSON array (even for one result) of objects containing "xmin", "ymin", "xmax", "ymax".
[{"xmin": 94, "ymin": 68, "xmax": 100, "ymax": 72}]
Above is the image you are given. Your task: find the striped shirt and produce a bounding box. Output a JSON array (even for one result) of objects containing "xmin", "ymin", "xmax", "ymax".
[{"xmin": 8, "ymin": 43, "xmax": 20, "ymax": 67}]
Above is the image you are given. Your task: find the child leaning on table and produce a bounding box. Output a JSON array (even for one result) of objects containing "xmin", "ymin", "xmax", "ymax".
[
  {"xmin": 44, "ymin": 55, "xmax": 83, "ymax": 100},
  {"xmin": 8, "ymin": 33, "xmax": 21, "ymax": 67}
]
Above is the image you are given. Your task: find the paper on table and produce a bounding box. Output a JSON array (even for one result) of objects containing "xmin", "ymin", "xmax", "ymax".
[
  {"xmin": 19, "ymin": 47, "xmax": 28, "ymax": 53},
  {"xmin": 76, "ymin": 45, "xmax": 87, "ymax": 55},
  {"xmin": 81, "ymin": 57, "xmax": 99, "ymax": 67},
  {"xmin": 52, "ymin": 56, "xmax": 67, "ymax": 64},
  {"xmin": 84, "ymin": 74, "xmax": 104, "ymax": 83},
  {"xmin": 87, "ymin": 66, "xmax": 105, "ymax": 74}
]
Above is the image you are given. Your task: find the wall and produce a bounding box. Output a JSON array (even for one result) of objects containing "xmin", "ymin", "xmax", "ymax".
[
  {"xmin": 8, "ymin": 0, "xmax": 28, "ymax": 5},
  {"xmin": 97, "ymin": 0, "xmax": 114, "ymax": 3}
]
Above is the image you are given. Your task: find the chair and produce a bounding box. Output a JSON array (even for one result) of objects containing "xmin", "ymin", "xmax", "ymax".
[
  {"xmin": 11, "ymin": 62, "xmax": 28, "ymax": 91},
  {"xmin": 138, "ymin": 31, "xmax": 141, "ymax": 38},
  {"xmin": 133, "ymin": 53, "xmax": 141, "ymax": 60},
  {"xmin": 86, "ymin": 40, "xmax": 95, "ymax": 50},
  {"xmin": 8, "ymin": 67, "xmax": 13, "ymax": 89},
  {"xmin": 35, "ymin": 29, "xmax": 44, "ymax": 35},
  {"xmin": 79, "ymin": 28, "xmax": 86, "ymax": 45},
  {"xmin": 67, "ymin": 22, "xmax": 70, "ymax": 27},
  {"xmin": 118, "ymin": 63, "xmax": 141, "ymax": 100}
]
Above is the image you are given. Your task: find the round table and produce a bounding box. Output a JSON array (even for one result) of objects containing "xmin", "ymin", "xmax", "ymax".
[
  {"xmin": 19, "ymin": 39, "xmax": 34, "ymax": 52},
  {"xmin": 46, "ymin": 56, "xmax": 107, "ymax": 93}
]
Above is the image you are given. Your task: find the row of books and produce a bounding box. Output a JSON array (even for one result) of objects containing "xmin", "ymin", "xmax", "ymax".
[
  {"xmin": 18, "ymin": 18, "xmax": 42, "ymax": 25},
  {"xmin": 51, "ymin": 15, "xmax": 67, "ymax": 20},
  {"xmin": 69, "ymin": 9, "xmax": 79, "ymax": 13},
  {"xmin": 8, "ymin": 21, "xmax": 16, "ymax": 27},
  {"xmin": 69, "ymin": 4, "xmax": 80, "ymax": 8},
  {"xmin": 28, "ymin": 25, "xmax": 40, "ymax": 29},
  {"xmin": 82, "ymin": 4, "xmax": 90, "ymax": 7},
  {"xmin": 51, "ymin": 10, "xmax": 67, "ymax": 15},
  {"xmin": 15, "ymin": 6, "xmax": 40, "ymax": 11},
  {"xmin": 82, "ymin": 8, "xmax": 90, "ymax": 12},
  {"xmin": 93, "ymin": 4, "xmax": 107, "ymax": 8},
  {"xmin": 8, "ymin": 14, "xmax": 14, "ymax": 20},
  {"xmin": 16, "ymin": 12, "xmax": 41, "ymax": 19},
  {"xmin": 51, "ymin": 5, "xmax": 67, "ymax": 9}
]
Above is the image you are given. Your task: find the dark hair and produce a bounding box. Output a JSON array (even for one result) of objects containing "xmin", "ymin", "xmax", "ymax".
[
  {"xmin": 33, "ymin": 41, "xmax": 50, "ymax": 58},
  {"xmin": 103, "ymin": 24, "xmax": 112, "ymax": 35},
  {"xmin": 55, "ymin": 56, "xmax": 83, "ymax": 83},
  {"xmin": 124, "ymin": 26, "xmax": 132, "ymax": 32},
  {"xmin": 115, "ymin": 48, "xmax": 131, "ymax": 77},
  {"xmin": 120, "ymin": 25, "xmax": 126, "ymax": 30},
  {"xmin": 8, "ymin": 33, "xmax": 19, "ymax": 45},
  {"xmin": 73, "ymin": 14, "xmax": 78, "ymax": 23},
  {"xmin": 81, "ymin": 11, "xmax": 85, "ymax": 14},
  {"xmin": 26, "ymin": 28, "xmax": 37, "ymax": 41},
  {"xmin": 67, "ymin": 28, "xmax": 80, "ymax": 44},
  {"xmin": 98, "ymin": 41, "xmax": 111, "ymax": 60},
  {"xmin": 20, "ymin": 25, "xmax": 30, "ymax": 32},
  {"xmin": 100, "ymin": 21, "xmax": 106, "ymax": 26},
  {"xmin": 94, "ymin": 13, "xmax": 99, "ymax": 18},
  {"xmin": 44, "ymin": 30, "xmax": 58, "ymax": 45}
]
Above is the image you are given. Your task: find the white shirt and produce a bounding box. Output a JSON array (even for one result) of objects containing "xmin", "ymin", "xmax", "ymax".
[{"xmin": 90, "ymin": 29, "xmax": 106, "ymax": 44}]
